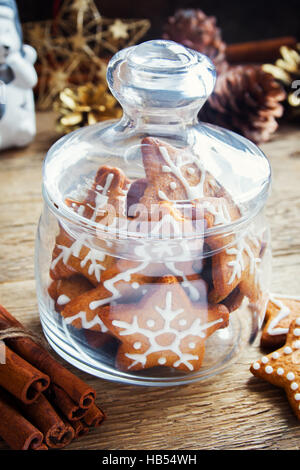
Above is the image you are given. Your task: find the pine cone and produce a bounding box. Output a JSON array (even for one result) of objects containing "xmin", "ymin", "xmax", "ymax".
[
  {"xmin": 199, "ymin": 65, "xmax": 286, "ymax": 143},
  {"xmin": 163, "ymin": 8, "xmax": 228, "ymax": 72}
]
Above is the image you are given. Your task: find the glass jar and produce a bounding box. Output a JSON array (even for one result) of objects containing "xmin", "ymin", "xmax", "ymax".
[{"xmin": 35, "ymin": 40, "xmax": 272, "ymax": 386}]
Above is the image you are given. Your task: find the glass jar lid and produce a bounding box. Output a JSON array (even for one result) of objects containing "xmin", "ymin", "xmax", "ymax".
[{"xmin": 43, "ymin": 40, "xmax": 271, "ymax": 241}]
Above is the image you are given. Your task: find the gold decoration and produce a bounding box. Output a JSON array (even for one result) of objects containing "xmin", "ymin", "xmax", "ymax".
[
  {"xmin": 54, "ymin": 83, "xmax": 122, "ymax": 134},
  {"xmin": 22, "ymin": 0, "xmax": 150, "ymax": 110},
  {"xmin": 53, "ymin": 0, "xmax": 103, "ymax": 58},
  {"xmin": 101, "ymin": 18, "xmax": 151, "ymax": 53},
  {"xmin": 108, "ymin": 19, "xmax": 129, "ymax": 40},
  {"xmin": 263, "ymin": 45, "xmax": 300, "ymax": 116}
]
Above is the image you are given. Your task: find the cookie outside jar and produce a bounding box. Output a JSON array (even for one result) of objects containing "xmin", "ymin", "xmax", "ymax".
[{"xmin": 35, "ymin": 40, "xmax": 272, "ymax": 386}]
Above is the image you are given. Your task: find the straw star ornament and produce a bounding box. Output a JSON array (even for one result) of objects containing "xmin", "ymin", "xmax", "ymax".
[{"xmin": 22, "ymin": 0, "xmax": 150, "ymax": 109}]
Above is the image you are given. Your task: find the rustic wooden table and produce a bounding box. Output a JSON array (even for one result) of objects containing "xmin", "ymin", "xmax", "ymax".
[{"xmin": 0, "ymin": 113, "xmax": 299, "ymax": 450}]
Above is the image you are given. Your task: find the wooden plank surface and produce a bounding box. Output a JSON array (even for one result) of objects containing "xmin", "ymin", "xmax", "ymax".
[{"xmin": 0, "ymin": 114, "xmax": 300, "ymax": 450}]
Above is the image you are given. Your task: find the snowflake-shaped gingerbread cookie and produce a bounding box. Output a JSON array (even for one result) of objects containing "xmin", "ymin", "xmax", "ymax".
[{"xmin": 100, "ymin": 276, "xmax": 229, "ymax": 372}]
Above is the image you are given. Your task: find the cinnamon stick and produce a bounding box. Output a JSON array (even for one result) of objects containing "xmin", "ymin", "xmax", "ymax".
[
  {"xmin": 0, "ymin": 305, "xmax": 96, "ymax": 408},
  {"xmin": 0, "ymin": 345, "xmax": 49, "ymax": 404},
  {"xmin": 46, "ymin": 384, "xmax": 89, "ymax": 421},
  {"xmin": 69, "ymin": 419, "xmax": 89, "ymax": 439},
  {"xmin": 0, "ymin": 388, "xmax": 44, "ymax": 450},
  {"xmin": 226, "ymin": 36, "xmax": 297, "ymax": 64},
  {"xmin": 20, "ymin": 393, "xmax": 75, "ymax": 449},
  {"xmin": 83, "ymin": 403, "xmax": 105, "ymax": 427}
]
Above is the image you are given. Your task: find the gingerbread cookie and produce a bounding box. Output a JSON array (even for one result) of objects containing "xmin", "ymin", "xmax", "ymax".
[
  {"xmin": 127, "ymin": 178, "xmax": 147, "ymax": 217},
  {"xmin": 128, "ymin": 200, "xmax": 199, "ymax": 239},
  {"xmin": 193, "ymin": 196, "xmax": 240, "ymax": 231},
  {"xmin": 139, "ymin": 137, "xmax": 225, "ymax": 211},
  {"xmin": 261, "ymin": 295, "xmax": 300, "ymax": 349},
  {"xmin": 67, "ymin": 165, "xmax": 131, "ymax": 225},
  {"xmin": 100, "ymin": 275, "xmax": 229, "ymax": 372},
  {"xmin": 251, "ymin": 318, "xmax": 300, "ymax": 420},
  {"xmin": 50, "ymin": 166, "xmax": 132, "ymax": 284},
  {"xmin": 48, "ymin": 275, "xmax": 94, "ymax": 312},
  {"xmin": 222, "ymin": 287, "xmax": 245, "ymax": 313},
  {"xmin": 208, "ymin": 231, "xmax": 262, "ymax": 304},
  {"xmin": 50, "ymin": 226, "xmax": 115, "ymax": 286},
  {"xmin": 61, "ymin": 259, "xmax": 156, "ymax": 332}
]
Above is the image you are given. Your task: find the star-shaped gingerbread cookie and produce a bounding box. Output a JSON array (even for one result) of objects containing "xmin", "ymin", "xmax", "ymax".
[
  {"xmin": 261, "ymin": 295, "xmax": 300, "ymax": 348},
  {"xmin": 100, "ymin": 275, "xmax": 229, "ymax": 372},
  {"xmin": 251, "ymin": 317, "xmax": 300, "ymax": 420}
]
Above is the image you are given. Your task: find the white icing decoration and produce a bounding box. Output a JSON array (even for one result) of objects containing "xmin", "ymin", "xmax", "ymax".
[
  {"xmin": 170, "ymin": 182, "xmax": 177, "ymax": 190},
  {"xmin": 147, "ymin": 319, "xmax": 155, "ymax": 328},
  {"xmin": 90, "ymin": 173, "xmax": 114, "ymax": 221},
  {"xmin": 187, "ymin": 167, "xmax": 195, "ymax": 175},
  {"xmin": 265, "ymin": 366, "xmax": 273, "ymax": 374},
  {"xmin": 57, "ymin": 295, "xmax": 70, "ymax": 306},
  {"xmin": 89, "ymin": 261, "xmax": 149, "ymax": 311},
  {"xmin": 158, "ymin": 357, "xmax": 166, "ymax": 365},
  {"xmin": 133, "ymin": 342, "xmax": 142, "ymax": 350},
  {"xmin": 51, "ymin": 234, "xmax": 107, "ymax": 283},
  {"xmin": 287, "ymin": 372, "xmax": 295, "ymax": 381},
  {"xmin": 294, "ymin": 328, "xmax": 300, "ymax": 336},
  {"xmin": 201, "ymin": 200, "xmax": 232, "ymax": 227},
  {"xmin": 189, "ymin": 342, "xmax": 196, "ymax": 349},
  {"xmin": 277, "ymin": 368, "xmax": 284, "ymax": 375},
  {"xmin": 252, "ymin": 362, "xmax": 260, "ymax": 370},
  {"xmin": 112, "ymin": 290, "xmax": 223, "ymax": 371},
  {"xmin": 295, "ymin": 393, "xmax": 300, "ymax": 401},
  {"xmin": 77, "ymin": 205, "xmax": 85, "ymax": 216},
  {"xmin": 267, "ymin": 295, "xmax": 291, "ymax": 336},
  {"xmin": 132, "ymin": 282, "xmax": 140, "ymax": 289},
  {"xmin": 162, "ymin": 165, "xmax": 171, "ymax": 173},
  {"xmin": 284, "ymin": 346, "xmax": 292, "ymax": 354},
  {"xmin": 226, "ymin": 234, "xmax": 260, "ymax": 285},
  {"xmin": 261, "ymin": 356, "xmax": 269, "ymax": 364},
  {"xmin": 272, "ymin": 351, "xmax": 280, "ymax": 359},
  {"xmin": 291, "ymin": 382, "xmax": 299, "ymax": 390},
  {"xmin": 158, "ymin": 190, "xmax": 170, "ymax": 201},
  {"xmin": 80, "ymin": 248, "xmax": 107, "ymax": 283},
  {"xmin": 64, "ymin": 310, "xmax": 108, "ymax": 332},
  {"xmin": 296, "ymin": 318, "xmax": 300, "ymax": 326},
  {"xmin": 165, "ymin": 261, "xmax": 200, "ymax": 302},
  {"xmin": 158, "ymin": 146, "xmax": 206, "ymax": 200}
]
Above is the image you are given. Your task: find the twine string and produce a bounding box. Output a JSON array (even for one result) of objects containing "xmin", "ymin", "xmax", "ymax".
[{"xmin": 0, "ymin": 327, "xmax": 47, "ymax": 347}]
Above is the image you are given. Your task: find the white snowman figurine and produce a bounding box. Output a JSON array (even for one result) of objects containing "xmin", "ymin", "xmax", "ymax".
[{"xmin": 0, "ymin": 0, "xmax": 37, "ymax": 150}]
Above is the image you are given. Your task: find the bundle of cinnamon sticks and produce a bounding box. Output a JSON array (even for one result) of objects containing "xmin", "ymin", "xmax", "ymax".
[{"xmin": 0, "ymin": 305, "xmax": 105, "ymax": 450}]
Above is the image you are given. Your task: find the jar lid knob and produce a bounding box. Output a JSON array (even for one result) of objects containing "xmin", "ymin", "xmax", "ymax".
[{"xmin": 107, "ymin": 40, "xmax": 216, "ymax": 111}]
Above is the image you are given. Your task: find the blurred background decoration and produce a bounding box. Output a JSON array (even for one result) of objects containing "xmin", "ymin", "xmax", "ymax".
[
  {"xmin": 22, "ymin": 0, "xmax": 150, "ymax": 110},
  {"xmin": 263, "ymin": 46, "xmax": 300, "ymax": 120},
  {"xmin": 54, "ymin": 83, "xmax": 122, "ymax": 134},
  {"xmin": 18, "ymin": 0, "xmax": 299, "ymax": 143}
]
